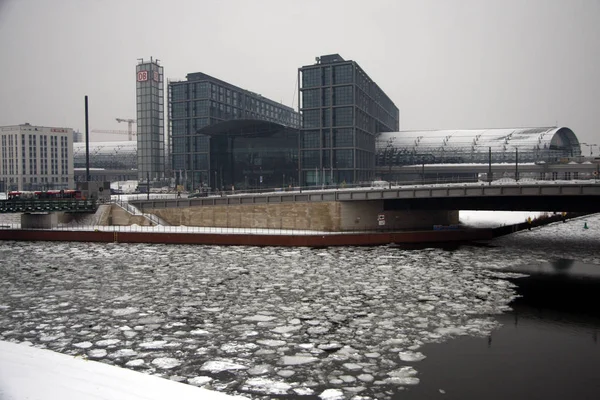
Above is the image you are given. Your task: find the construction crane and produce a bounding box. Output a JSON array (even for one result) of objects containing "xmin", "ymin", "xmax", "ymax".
[
  {"xmin": 116, "ymin": 118, "xmax": 137, "ymax": 141},
  {"xmin": 90, "ymin": 129, "xmax": 135, "ymax": 140}
]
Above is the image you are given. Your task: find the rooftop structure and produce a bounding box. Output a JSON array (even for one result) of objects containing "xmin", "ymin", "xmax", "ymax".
[{"xmin": 376, "ymin": 127, "xmax": 581, "ymax": 166}]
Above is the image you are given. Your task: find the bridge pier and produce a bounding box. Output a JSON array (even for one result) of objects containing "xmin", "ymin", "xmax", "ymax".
[{"xmin": 21, "ymin": 213, "xmax": 58, "ymax": 229}]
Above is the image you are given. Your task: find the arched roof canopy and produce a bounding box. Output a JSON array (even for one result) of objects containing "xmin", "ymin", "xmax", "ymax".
[{"xmin": 375, "ymin": 127, "xmax": 581, "ymax": 165}]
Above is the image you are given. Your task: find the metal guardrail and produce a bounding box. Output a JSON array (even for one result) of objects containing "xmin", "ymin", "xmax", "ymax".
[
  {"xmin": 0, "ymin": 199, "xmax": 98, "ymax": 213},
  {"xmin": 129, "ymin": 182, "xmax": 600, "ymax": 210}
]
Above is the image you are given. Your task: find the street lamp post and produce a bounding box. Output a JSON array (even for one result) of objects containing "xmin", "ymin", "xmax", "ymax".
[{"xmin": 515, "ymin": 148, "xmax": 519, "ymax": 182}]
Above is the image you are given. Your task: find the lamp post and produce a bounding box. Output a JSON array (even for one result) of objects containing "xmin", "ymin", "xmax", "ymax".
[{"xmin": 515, "ymin": 148, "xmax": 519, "ymax": 182}]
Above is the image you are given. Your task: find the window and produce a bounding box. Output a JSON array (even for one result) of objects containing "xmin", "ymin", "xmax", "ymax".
[
  {"xmin": 172, "ymin": 102, "xmax": 187, "ymax": 118},
  {"xmin": 173, "ymin": 154, "xmax": 184, "ymax": 169},
  {"xmin": 302, "ymin": 89, "xmax": 320, "ymax": 108},
  {"xmin": 302, "ymin": 109, "xmax": 320, "ymax": 129},
  {"xmin": 171, "ymin": 84, "xmax": 187, "ymax": 101},
  {"xmin": 322, "ymin": 88, "xmax": 331, "ymax": 107},
  {"xmin": 333, "ymin": 64, "xmax": 353, "ymax": 84},
  {"xmin": 194, "ymin": 136, "xmax": 209, "ymax": 152},
  {"xmin": 333, "ymin": 107, "xmax": 353, "ymax": 127},
  {"xmin": 333, "ymin": 85, "xmax": 353, "ymax": 105},
  {"xmin": 322, "ymin": 108, "xmax": 331, "ymax": 128},
  {"xmin": 193, "ymin": 153, "xmax": 208, "ymax": 170},
  {"xmin": 334, "ymin": 149, "xmax": 353, "ymax": 168},
  {"xmin": 195, "ymin": 100, "xmax": 209, "ymax": 116},
  {"xmin": 302, "ymin": 150, "xmax": 319, "ymax": 168},
  {"xmin": 302, "ymin": 68, "xmax": 320, "ymax": 88},
  {"xmin": 333, "ymin": 128, "xmax": 353, "ymax": 147},
  {"xmin": 172, "ymin": 120, "xmax": 187, "ymax": 135},
  {"xmin": 173, "ymin": 137, "xmax": 186, "ymax": 153},
  {"xmin": 302, "ymin": 130, "xmax": 320, "ymax": 148}
]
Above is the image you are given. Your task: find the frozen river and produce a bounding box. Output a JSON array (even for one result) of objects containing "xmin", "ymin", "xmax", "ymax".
[{"xmin": 1, "ymin": 213, "xmax": 599, "ymax": 399}]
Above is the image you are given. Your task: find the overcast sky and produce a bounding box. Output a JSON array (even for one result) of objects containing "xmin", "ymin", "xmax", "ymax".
[{"xmin": 0, "ymin": 0, "xmax": 598, "ymax": 150}]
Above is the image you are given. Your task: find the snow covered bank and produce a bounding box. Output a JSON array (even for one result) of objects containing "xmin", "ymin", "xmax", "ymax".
[{"xmin": 0, "ymin": 341, "xmax": 244, "ymax": 400}]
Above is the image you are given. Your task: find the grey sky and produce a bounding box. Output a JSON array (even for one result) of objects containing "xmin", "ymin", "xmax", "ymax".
[{"xmin": 0, "ymin": 0, "xmax": 598, "ymax": 151}]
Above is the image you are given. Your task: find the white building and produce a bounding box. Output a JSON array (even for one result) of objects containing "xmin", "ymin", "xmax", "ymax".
[{"xmin": 0, "ymin": 123, "xmax": 74, "ymax": 191}]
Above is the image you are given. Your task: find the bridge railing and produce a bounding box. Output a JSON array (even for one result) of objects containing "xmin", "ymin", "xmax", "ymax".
[{"xmin": 0, "ymin": 199, "xmax": 98, "ymax": 214}]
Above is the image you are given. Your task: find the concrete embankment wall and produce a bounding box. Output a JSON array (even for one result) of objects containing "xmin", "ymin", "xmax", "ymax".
[
  {"xmin": 109, "ymin": 204, "xmax": 154, "ymax": 226},
  {"xmin": 148, "ymin": 200, "xmax": 459, "ymax": 232}
]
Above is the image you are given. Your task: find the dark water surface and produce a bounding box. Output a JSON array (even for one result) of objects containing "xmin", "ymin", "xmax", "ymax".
[{"xmin": 397, "ymin": 260, "xmax": 600, "ymax": 400}]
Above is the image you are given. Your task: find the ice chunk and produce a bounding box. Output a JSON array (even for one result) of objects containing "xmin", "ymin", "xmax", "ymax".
[
  {"xmin": 319, "ymin": 388, "xmax": 345, "ymax": 399},
  {"xmin": 247, "ymin": 365, "xmax": 274, "ymax": 375},
  {"xmin": 272, "ymin": 325, "xmax": 301, "ymax": 334},
  {"xmin": 293, "ymin": 387, "xmax": 315, "ymax": 395},
  {"xmin": 87, "ymin": 349, "xmax": 107, "ymax": 359},
  {"xmin": 95, "ymin": 339, "xmax": 121, "ymax": 347},
  {"xmin": 386, "ymin": 366, "xmax": 420, "ymax": 385},
  {"xmin": 200, "ymin": 360, "xmax": 248, "ymax": 372},
  {"xmin": 278, "ymin": 355, "xmax": 319, "ymax": 365},
  {"xmin": 190, "ymin": 329, "xmax": 210, "ymax": 335},
  {"xmin": 399, "ymin": 351, "xmax": 426, "ymax": 362},
  {"xmin": 110, "ymin": 349, "xmax": 138, "ymax": 358},
  {"xmin": 241, "ymin": 378, "xmax": 292, "ymax": 395},
  {"xmin": 357, "ymin": 374, "xmax": 374, "ymax": 382},
  {"xmin": 257, "ymin": 339, "xmax": 287, "ymax": 347},
  {"xmin": 188, "ymin": 376, "xmax": 213, "ymax": 386},
  {"xmin": 139, "ymin": 340, "xmax": 167, "ymax": 349},
  {"xmin": 112, "ymin": 307, "xmax": 139, "ymax": 316},
  {"xmin": 151, "ymin": 357, "xmax": 182, "ymax": 369},
  {"xmin": 125, "ymin": 359, "xmax": 145, "ymax": 367},
  {"xmin": 342, "ymin": 363, "xmax": 363, "ymax": 371},
  {"xmin": 277, "ymin": 369, "xmax": 295, "ymax": 377},
  {"xmin": 73, "ymin": 341, "xmax": 93, "ymax": 349},
  {"xmin": 243, "ymin": 315, "xmax": 277, "ymax": 322}
]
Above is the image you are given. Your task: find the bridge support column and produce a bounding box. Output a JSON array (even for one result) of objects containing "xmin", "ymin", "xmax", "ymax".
[
  {"xmin": 339, "ymin": 201, "xmax": 458, "ymax": 231},
  {"xmin": 21, "ymin": 213, "xmax": 58, "ymax": 229}
]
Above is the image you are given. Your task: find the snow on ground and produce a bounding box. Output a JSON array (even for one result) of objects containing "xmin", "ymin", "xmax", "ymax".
[
  {"xmin": 0, "ymin": 341, "xmax": 244, "ymax": 400},
  {"xmin": 459, "ymin": 210, "xmax": 547, "ymax": 228}
]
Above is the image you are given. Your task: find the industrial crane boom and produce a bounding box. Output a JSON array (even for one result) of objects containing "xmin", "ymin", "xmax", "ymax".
[{"xmin": 115, "ymin": 118, "xmax": 137, "ymax": 141}]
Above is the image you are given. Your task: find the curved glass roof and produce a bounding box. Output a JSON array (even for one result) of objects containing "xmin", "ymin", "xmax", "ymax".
[
  {"xmin": 73, "ymin": 141, "xmax": 137, "ymax": 170},
  {"xmin": 376, "ymin": 127, "xmax": 581, "ymax": 165}
]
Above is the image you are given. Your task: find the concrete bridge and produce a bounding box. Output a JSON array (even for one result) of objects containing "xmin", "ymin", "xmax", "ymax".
[{"xmin": 129, "ymin": 182, "xmax": 600, "ymax": 232}]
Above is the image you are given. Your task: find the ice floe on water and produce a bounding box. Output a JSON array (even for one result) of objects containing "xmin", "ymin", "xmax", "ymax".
[{"xmin": 1, "ymin": 214, "xmax": 599, "ymax": 399}]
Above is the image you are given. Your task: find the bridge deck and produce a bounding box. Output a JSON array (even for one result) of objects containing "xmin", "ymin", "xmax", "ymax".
[
  {"xmin": 0, "ymin": 199, "xmax": 98, "ymax": 214},
  {"xmin": 129, "ymin": 182, "xmax": 600, "ymax": 212}
]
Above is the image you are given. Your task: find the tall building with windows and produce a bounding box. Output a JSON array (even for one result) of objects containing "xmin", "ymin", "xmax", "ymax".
[
  {"xmin": 298, "ymin": 54, "xmax": 399, "ymax": 185},
  {"xmin": 0, "ymin": 123, "xmax": 73, "ymax": 191},
  {"xmin": 136, "ymin": 57, "xmax": 164, "ymax": 182},
  {"xmin": 168, "ymin": 72, "xmax": 299, "ymax": 190}
]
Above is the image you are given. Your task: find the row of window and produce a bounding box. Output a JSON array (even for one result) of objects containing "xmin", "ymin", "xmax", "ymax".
[
  {"xmin": 302, "ymin": 107, "xmax": 353, "ymax": 129},
  {"xmin": 301, "ymin": 64, "xmax": 355, "ymax": 88},
  {"xmin": 170, "ymin": 82, "xmax": 295, "ymax": 122},
  {"xmin": 301, "ymin": 85, "xmax": 353, "ymax": 108},
  {"xmin": 300, "ymin": 150, "xmax": 374, "ymax": 175},
  {"xmin": 301, "ymin": 128, "xmax": 355, "ymax": 149},
  {"xmin": 172, "ymin": 136, "xmax": 210, "ymax": 154}
]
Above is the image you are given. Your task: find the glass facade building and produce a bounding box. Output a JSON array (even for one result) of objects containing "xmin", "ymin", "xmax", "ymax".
[
  {"xmin": 298, "ymin": 54, "xmax": 399, "ymax": 186},
  {"xmin": 168, "ymin": 72, "xmax": 299, "ymax": 190},
  {"xmin": 136, "ymin": 57, "xmax": 164, "ymax": 182}
]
